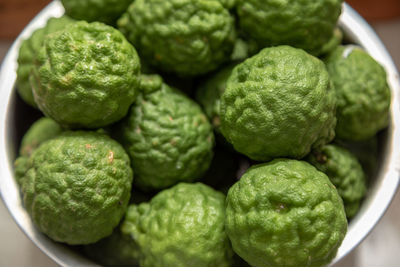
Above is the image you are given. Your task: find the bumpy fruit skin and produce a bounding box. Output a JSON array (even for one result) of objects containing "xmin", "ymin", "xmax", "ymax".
[
  {"xmin": 307, "ymin": 144, "xmax": 367, "ymax": 219},
  {"xmin": 115, "ymin": 75, "xmax": 214, "ymax": 190},
  {"xmin": 236, "ymin": 0, "xmax": 343, "ymax": 56},
  {"xmin": 61, "ymin": 0, "xmax": 133, "ymax": 24},
  {"xmin": 320, "ymin": 28, "xmax": 343, "ymax": 56},
  {"xmin": 225, "ymin": 159, "xmax": 347, "ymax": 267},
  {"xmin": 196, "ymin": 64, "xmax": 236, "ymax": 135},
  {"xmin": 118, "ymin": 0, "xmax": 235, "ymax": 76},
  {"xmin": 219, "ymin": 0, "xmax": 236, "ymax": 9},
  {"xmin": 325, "ymin": 45, "xmax": 391, "ymax": 141},
  {"xmin": 19, "ymin": 117, "xmax": 63, "ymax": 157},
  {"xmin": 20, "ymin": 131, "xmax": 133, "ymax": 245},
  {"xmin": 16, "ymin": 16, "xmax": 74, "ymax": 108},
  {"xmin": 220, "ymin": 46, "xmax": 336, "ymax": 161},
  {"xmin": 230, "ymin": 38, "xmax": 259, "ymax": 62},
  {"xmin": 121, "ymin": 183, "xmax": 233, "ymax": 267},
  {"xmin": 14, "ymin": 117, "xmax": 63, "ymax": 185},
  {"xmin": 31, "ymin": 21, "xmax": 141, "ymax": 129},
  {"xmin": 84, "ymin": 228, "xmax": 140, "ymax": 267}
]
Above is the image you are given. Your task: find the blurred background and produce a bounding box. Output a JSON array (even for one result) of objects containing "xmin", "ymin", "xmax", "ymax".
[{"xmin": 0, "ymin": 0, "xmax": 399, "ymax": 266}]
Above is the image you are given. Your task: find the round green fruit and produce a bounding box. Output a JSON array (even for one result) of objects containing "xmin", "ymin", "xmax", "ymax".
[
  {"xmin": 61, "ymin": 0, "xmax": 133, "ymax": 24},
  {"xmin": 31, "ymin": 21, "xmax": 141, "ymax": 129},
  {"xmin": 84, "ymin": 228, "xmax": 140, "ymax": 267},
  {"xmin": 320, "ymin": 28, "xmax": 343, "ymax": 56},
  {"xmin": 220, "ymin": 46, "xmax": 336, "ymax": 161},
  {"xmin": 236, "ymin": 0, "xmax": 343, "ymax": 56},
  {"xmin": 16, "ymin": 16, "xmax": 74, "ymax": 108},
  {"xmin": 325, "ymin": 45, "xmax": 391, "ymax": 141},
  {"xmin": 196, "ymin": 64, "xmax": 236, "ymax": 135},
  {"xmin": 121, "ymin": 183, "xmax": 233, "ymax": 267},
  {"xmin": 20, "ymin": 131, "xmax": 133, "ymax": 245},
  {"xmin": 115, "ymin": 75, "xmax": 214, "ymax": 190},
  {"xmin": 118, "ymin": 0, "xmax": 235, "ymax": 76},
  {"xmin": 19, "ymin": 117, "xmax": 63, "ymax": 157},
  {"xmin": 225, "ymin": 159, "xmax": 347, "ymax": 267},
  {"xmin": 307, "ymin": 144, "xmax": 367, "ymax": 219},
  {"xmin": 14, "ymin": 117, "xmax": 63, "ymax": 185}
]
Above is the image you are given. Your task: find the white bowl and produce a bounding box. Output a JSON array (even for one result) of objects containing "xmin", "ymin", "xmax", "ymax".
[{"xmin": 0, "ymin": 1, "xmax": 399, "ymax": 266}]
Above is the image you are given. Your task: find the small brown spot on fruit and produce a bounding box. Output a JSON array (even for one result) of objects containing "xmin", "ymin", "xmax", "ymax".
[{"xmin": 108, "ymin": 150, "xmax": 114, "ymax": 163}]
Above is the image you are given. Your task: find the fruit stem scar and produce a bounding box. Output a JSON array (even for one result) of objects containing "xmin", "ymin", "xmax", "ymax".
[{"xmin": 108, "ymin": 150, "xmax": 114, "ymax": 163}]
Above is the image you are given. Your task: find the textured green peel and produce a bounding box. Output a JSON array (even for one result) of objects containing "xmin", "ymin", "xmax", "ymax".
[
  {"xmin": 61, "ymin": 0, "xmax": 133, "ymax": 24},
  {"xmin": 121, "ymin": 183, "xmax": 233, "ymax": 267},
  {"xmin": 118, "ymin": 0, "xmax": 236, "ymax": 76},
  {"xmin": 225, "ymin": 159, "xmax": 347, "ymax": 267},
  {"xmin": 14, "ymin": 117, "xmax": 63, "ymax": 186},
  {"xmin": 20, "ymin": 131, "xmax": 133, "ymax": 245},
  {"xmin": 236, "ymin": 0, "xmax": 343, "ymax": 56},
  {"xmin": 325, "ymin": 45, "xmax": 391, "ymax": 141},
  {"xmin": 16, "ymin": 16, "xmax": 74, "ymax": 107},
  {"xmin": 31, "ymin": 21, "xmax": 141, "ymax": 129},
  {"xmin": 220, "ymin": 46, "xmax": 336, "ymax": 161},
  {"xmin": 307, "ymin": 144, "xmax": 367, "ymax": 219},
  {"xmin": 115, "ymin": 75, "xmax": 214, "ymax": 190}
]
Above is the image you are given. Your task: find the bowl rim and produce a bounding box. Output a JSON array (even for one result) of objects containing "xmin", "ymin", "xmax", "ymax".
[{"xmin": 0, "ymin": 1, "xmax": 399, "ymax": 266}]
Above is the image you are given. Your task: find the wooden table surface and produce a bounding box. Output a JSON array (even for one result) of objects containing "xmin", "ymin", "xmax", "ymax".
[{"xmin": 0, "ymin": 0, "xmax": 51, "ymax": 39}]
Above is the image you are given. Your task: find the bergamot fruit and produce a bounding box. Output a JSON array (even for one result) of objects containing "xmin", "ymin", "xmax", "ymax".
[
  {"xmin": 118, "ymin": 0, "xmax": 235, "ymax": 76},
  {"xmin": 20, "ymin": 131, "xmax": 133, "ymax": 245},
  {"xmin": 196, "ymin": 64, "xmax": 236, "ymax": 135},
  {"xmin": 61, "ymin": 0, "xmax": 133, "ymax": 24},
  {"xmin": 84, "ymin": 228, "xmax": 140, "ymax": 267},
  {"xmin": 325, "ymin": 45, "xmax": 391, "ymax": 141},
  {"xmin": 19, "ymin": 117, "xmax": 63, "ymax": 157},
  {"xmin": 307, "ymin": 144, "xmax": 367, "ymax": 219},
  {"xmin": 220, "ymin": 46, "xmax": 336, "ymax": 161},
  {"xmin": 121, "ymin": 183, "xmax": 233, "ymax": 267},
  {"xmin": 16, "ymin": 16, "xmax": 74, "ymax": 108},
  {"xmin": 236, "ymin": 0, "xmax": 343, "ymax": 56},
  {"xmin": 114, "ymin": 75, "xmax": 214, "ymax": 190},
  {"xmin": 225, "ymin": 159, "xmax": 347, "ymax": 267},
  {"xmin": 320, "ymin": 28, "xmax": 343, "ymax": 56},
  {"xmin": 30, "ymin": 21, "xmax": 141, "ymax": 129},
  {"xmin": 14, "ymin": 117, "xmax": 63, "ymax": 185}
]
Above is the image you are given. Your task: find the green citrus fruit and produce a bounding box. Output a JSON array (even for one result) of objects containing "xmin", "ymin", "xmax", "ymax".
[
  {"xmin": 118, "ymin": 0, "xmax": 235, "ymax": 76},
  {"xmin": 196, "ymin": 64, "xmax": 236, "ymax": 135},
  {"xmin": 31, "ymin": 21, "xmax": 141, "ymax": 129},
  {"xmin": 121, "ymin": 183, "xmax": 233, "ymax": 267},
  {"xmin": 236, "ymin": 0, "xmax": 343, "ymax": 55},
  {"xmin": 19, "ymin": 117, "xmax": 63, "ymax": 157},
  {"xmin": 84, "ymin": 228, "xmax": 140, "ymax": 267},
  {"xmin": 115, "ymin": 75, "xmax": 214, "ymax": 190},
  {"xmin": 307, "ymin": 144, "xmax": 367, "ymax": 219},
  {"xmin": 16, "ymin": 16, "xmax": 74, "ymax": 108},
  {"xmin": 320, "ymin": 28, "xmax": 343, "ymax": 56},
  {"xmin": 220, "ymin": 46, "xmax": 336, "ymax": 161},
  {"xmin": 325, "ymin": 45, "xmax": 391, "ymax": 141},
  {"xmin": 61, "ymin": 0, "xmax": 133, "ymax": 24},
  {"xmin": 14, "ymin": 117, "xmax": 63, "ymax": 185},
  {"xmin": 225, "ymin": 159, "xmax": 347, "ymax": 267},
  {"xmin": 20, "ymin": 131, "xmax": 133, "ymax": 245}
]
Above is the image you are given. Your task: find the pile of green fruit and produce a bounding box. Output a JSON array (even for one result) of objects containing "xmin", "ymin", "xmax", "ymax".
[{"xmin": 13, "ymin": 0, "xmax": 391, "ymax": 266}]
